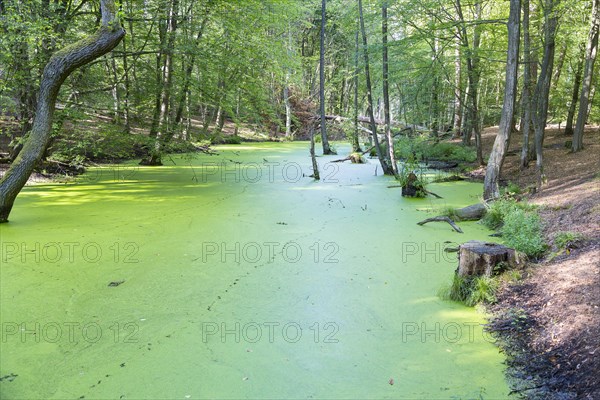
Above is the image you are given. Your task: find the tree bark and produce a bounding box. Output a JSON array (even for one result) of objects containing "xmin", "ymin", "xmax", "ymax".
[
  {"xmin": 458, "ymin": 241, "xmax": 522, "ymax": 277},
  {"xmin": 573, "ymin": 0, "xmax": 599, "ymax": 152},
  {"xmin": 319, "ymin": 0, "xmax": 333, "ymax": 154},
  {"xmin": 564, "ymin": 49, "xmax": 585, "ymax": 137},
  {"xmin": 352, "ymin": 27, "xmax": 362, "ymax": 152},
  {"xmin": 358, "ymin": 0, "xmax": 392, "ymax": 175},
  {"xmin": 520, "ymin": 0, "xmax": 534, "ymax": 169},
  {"xmin": 533, "ymin": 0, "xmax": 560, "ymax": 189},
  {"xmin": 0, "ymin": 0, "xmax": 125, "ymax": 222},
  {"xmin": 453, "ymin": 38, "xmax": 463, "ymax": 137},
  {"xmin": 484, "ymin": 0, "xmax": 521, "ymax": 200},
  {"xmin": 382, "ymin": 1, "xmax": 398, "ymax": 176}
]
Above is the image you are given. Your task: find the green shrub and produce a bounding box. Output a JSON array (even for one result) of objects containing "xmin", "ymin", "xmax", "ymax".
[
  {"xmin": 481, "ymin": 199, "xmax": 537, "ymax": 230},
  {"xmin": 502, "ymin": 208, "xmax": 547, "ymax": 258},
  {"xmin": 394, "ymin": 136, "xmax": 476, "ymax": 163},
  {"xmin": 553, "ymin": 231, "xmax": 586, "ymax": 250},
  {"xmin": 504, "ymin": 181, "xmax": 522, "ymax": 195}
]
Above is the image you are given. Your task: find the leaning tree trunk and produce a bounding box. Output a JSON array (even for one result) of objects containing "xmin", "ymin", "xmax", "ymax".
[
  {"xmin": 572, "ymin": 0, "xmax": 599, "ymax": 152},
  {"xmin": 484, "ymin": 0, "xmax": 521, "ymax": 200},
  {"xmin": 0, "ymin": 0, "xmax": 125, "ymax": 223}
]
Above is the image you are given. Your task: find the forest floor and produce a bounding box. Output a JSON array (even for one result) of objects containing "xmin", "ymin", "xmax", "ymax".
[{"xmin": 478, "ymin": 126, "xmax": 600, "ymax": 399}]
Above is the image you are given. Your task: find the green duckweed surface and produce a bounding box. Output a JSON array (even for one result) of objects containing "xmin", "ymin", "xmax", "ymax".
[{"xmin": 0, "ymin": 143, "xmax": 509, "ymax": 399}]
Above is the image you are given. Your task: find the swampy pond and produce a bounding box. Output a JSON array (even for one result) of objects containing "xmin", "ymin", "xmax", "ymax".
[{"xmin": 0, "ymin": 142, "xmax": 509, "ymax": 399}]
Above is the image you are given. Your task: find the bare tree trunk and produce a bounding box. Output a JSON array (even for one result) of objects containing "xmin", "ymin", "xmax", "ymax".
[
  {"xmin": 310, "ymin": 122, "xmax": 320, "ymax": 180},
  {"xmin": 573, "ymin": 0, "xmax": 599, "ymax": 152},
  {"xmin": 382, "ymin": 1, "xmax": 398, "ymax": 176},
  {"xmin": 352, "ymin": 27, "xmax": 362, "ymax": 152},
  {"xmin": 564, "ymin": 49, "xmax": 585, "ymax": 136},
  {"xmin": 520, "ymin": 0, "xmax": 533, "ymax": 169},
  {"xmin": 533, "ymin": 0, "xmax": 560, "ymax": 189},
  {"xmin": 319, "ymin": 0, "xmax": 333, "ymax": 154},
  {"xmin": 174, "ymin": 11, "xmax": 210, "ymax": 129},
  {"xmin": 551, "ymin": 41, "xmax": 568, "ymax": 92},
  {"xmin": 358, "ymin": 0, "xmax": 392, "ymax": 175},
  {"xmin": 453, "ymin": 38, "xmax": 463, "ymax": 137},
  {"xmin": 456, "ymin": 0, "xmax": 482, "ymax": 165},
  {"xmin": 0, "ymin": 0, "xmax": 124, "ymax": 222},
  {"xmin": 145, "ymin": 0, "xmax": 179, "ymax": 165},
  {"xmin": 484, "ymin": 0, "xmax": 521, "ymax": 200}
]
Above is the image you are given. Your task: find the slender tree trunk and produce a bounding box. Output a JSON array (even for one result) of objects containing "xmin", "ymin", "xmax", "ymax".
[
  {"xmin": 319, "ymin": 0, "xmax": 333, "ymax": 154},
  {"xmin": 456, "ymin": 0, "xmax": 482, "ymax": 165},
  {"xmin": 453, "ymin": 38, "xmax": 463, "ymax": 137},
  {"xmin": 122, "ymin": 29, "xmax": 131, "ymax": 133},
  {"xmin": 146, "ymin": 0, "xmax": 179, "ymax": 165},
  {"xmin": 382, "ymin": 2, "xmax": 398, "ymax": 176},
  {"xmin": 310, "ymin": 122, "xmax": 320, "ymax": 180},
  {"xmin": 564, "ymin": 50, "xmax": 585, "ymax": 136},
  {"xmin": 484, "ymin": 0, "xmax": 521, "ymax": 200},
  {"xmin": 174, "ymin": 12, "xmax": 210, "ymax": 128},
  {"xmin": 573, "ymin": 0, "xmax": 599, "ymax": 152},
  {"xmin": 358, "ymin": 0, "xmax": 392, "ymax": 175},
  {"xmin": 533, "ymin": 0, "xmax": 560, "ymax": 189},
  {"xmin": 551, "ymin": 41, "xmax": 568, "ymax": 92},
  {"xmin": 352, "ymin": 27, "xmax": 362, "ymax": 152},
  {"xmin": 520, "ymin": 0, "xmax": 533, "ymax": 169},
  {"xmin": 0, "ymin": 0, "xmax": 124, "ymax": 222}
]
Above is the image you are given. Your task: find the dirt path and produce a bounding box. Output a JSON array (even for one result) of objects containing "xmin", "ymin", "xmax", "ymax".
[{"xmin": 480, "ymin": 126, "xmax": 600, "ymax": 399}]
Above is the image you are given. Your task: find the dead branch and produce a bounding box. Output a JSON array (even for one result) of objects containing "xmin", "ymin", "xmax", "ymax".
[{"xmin": 417, "ymin": 216, "xmax": 463, "ymax": 233}]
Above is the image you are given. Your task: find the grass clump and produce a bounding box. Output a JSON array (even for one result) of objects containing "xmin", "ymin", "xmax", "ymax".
[{"xmin": 438, "ymin": 274, "xmax": 499, "ymax": 306}]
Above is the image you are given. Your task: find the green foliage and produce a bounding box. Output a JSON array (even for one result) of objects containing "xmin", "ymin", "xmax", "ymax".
[
  {"xmin": 440, "ymin": 206, "xmax": 458, "ymax": 219},
  {"xmin": 394, "ymin": 136, "xmax": 476, "ymax": 163},
  {"xmin": 502, "ymin": 209, "xmax": 547, "ymax": 259},
  {"xmin": 438, "ymin": 274, "xmax": 499, "ymax": 306},
  {"xmin": 467, "ymin": 276, "xmax": 499, "ymax": 306},
  {"xmin": 504, "ymin": 181, "xmax": 521, "ymax": 195},
  {"xmin": 481, "ymin": 199, "xmax": 546, "ymax": 259},
  {"xmin": 398, "ymin": 154, "xmax": 428, "ymax": 197},
  {"xmin": 481, "ymin": 199, "xmax": 537, "ymax": 230},
  {"xmin": 553, "ymin": 231, "xmax": 586, "ymax": 251},
  {"xmin": 49, "ymin": 124, "xmax": 196, "ymax": 162}
]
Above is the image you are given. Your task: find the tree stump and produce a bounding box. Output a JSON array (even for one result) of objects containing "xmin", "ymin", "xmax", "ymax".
[
  {"xmin": 458, "ymin": 240, "xmax": 522, "ymax": 277},
  {"xmin": 402, "ymin": 172, "xmax": 424, "ymax": 197}
]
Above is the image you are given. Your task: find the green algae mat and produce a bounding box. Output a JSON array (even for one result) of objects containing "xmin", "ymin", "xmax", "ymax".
[{"xmin": 0, "ymin": 143, "xmax": 509, "ymax": 399}]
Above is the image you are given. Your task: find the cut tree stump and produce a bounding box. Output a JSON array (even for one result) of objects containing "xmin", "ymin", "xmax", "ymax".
[{"xmin": 457, "ymin": 240, "xmax": 522, "ymax": 277}]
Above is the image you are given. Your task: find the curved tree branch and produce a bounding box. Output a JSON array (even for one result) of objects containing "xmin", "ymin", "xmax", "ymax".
[{"xmin": 0, "ymin": 0, "xmax": 125, "ymax": 222}]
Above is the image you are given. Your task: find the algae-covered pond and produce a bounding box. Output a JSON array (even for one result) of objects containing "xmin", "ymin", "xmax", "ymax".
[{"xmin": 0, "ymin": 143, "xmax": 509, "ymax": 399}]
